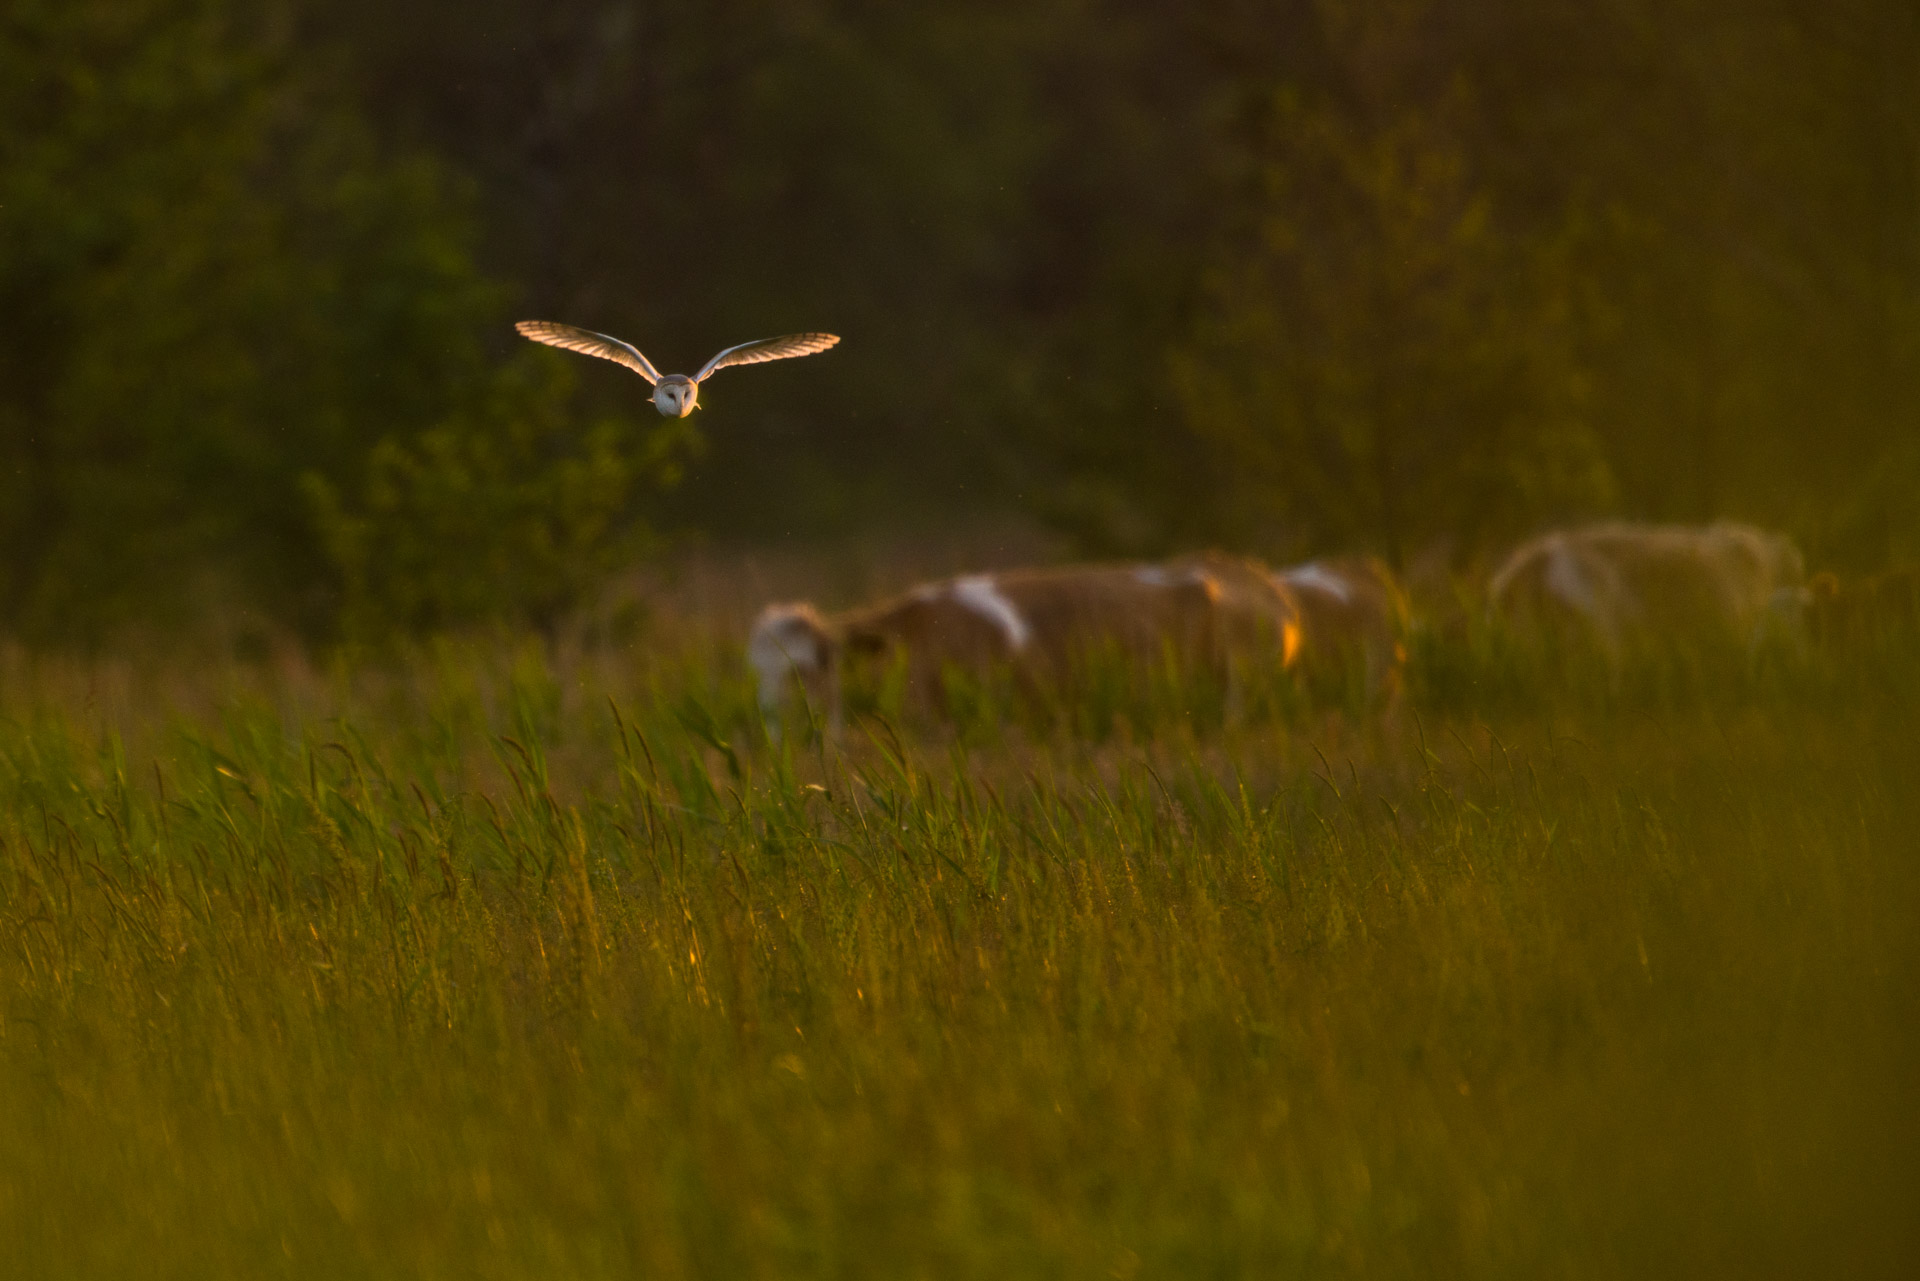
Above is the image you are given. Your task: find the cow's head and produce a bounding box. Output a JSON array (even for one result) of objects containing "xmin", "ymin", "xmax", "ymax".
[{"xmin": 747, "ymin": 603, "xmax": 838, "ymax": 730}]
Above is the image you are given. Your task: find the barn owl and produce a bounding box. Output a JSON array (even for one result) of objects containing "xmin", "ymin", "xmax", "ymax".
[{"xmin": 514, "ymin": 320, "xmax": 840, "ymax": 417}]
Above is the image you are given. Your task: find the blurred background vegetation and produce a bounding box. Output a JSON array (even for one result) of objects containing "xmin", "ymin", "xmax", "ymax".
[{"xmin": 3, "ymin": 0, "xmax": 1915, "ymax": 643}]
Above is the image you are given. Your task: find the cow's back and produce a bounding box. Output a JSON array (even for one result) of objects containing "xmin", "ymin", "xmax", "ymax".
[
  {"xmin": 1167, "ymin": 552, "xmax": 1302, "ymax": 668},
  {"xmin": 1278, "ymin": 557, "xmax": 1406, "ymax": 669},
  {"xmin": 1492, "ymin": 521, "xmax": 1808, "ymax": 652},
  {"xmin": 841, "ymin": 587, "xmax": 1019, "ymax": 673},
  {"xmin": 994, "ymin": 565, "xmax": 1220, "ymax": 673}
]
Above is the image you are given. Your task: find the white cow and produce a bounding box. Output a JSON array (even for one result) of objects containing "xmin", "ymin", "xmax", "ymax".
[
  {"xmin": 1272, "ymin": 556, "xmax": 1410, "ymax": 699},
  {"xmin": 1489, "ymin": 521, "xmax": 1807, "ymax": 656}
]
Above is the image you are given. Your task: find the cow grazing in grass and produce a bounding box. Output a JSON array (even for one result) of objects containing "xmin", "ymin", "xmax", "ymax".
[
  {"xmin": 1161, "ymin": 551, "xmax": 1304, "ymax": 669},
  {"xmin": 1272, "ymin": 556, "xmax": 1411, "ymax": 699},
  {"xmin": 1167, "ymin": 550, "xmax": 1413, "ymax": 702},
  {"xmin": 748, "ymin": 563, "xmax": 1227, "ymax": 728},
  {"xmin": 1488, "ymin": 521, "xmax": 1808, "ymax": 657}
]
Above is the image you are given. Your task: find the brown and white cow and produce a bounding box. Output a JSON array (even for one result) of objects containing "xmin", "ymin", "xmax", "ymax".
[
  {"xmin": 1168, "ymin": 550, "xmax": 1413, "ymax": 697},
  {"xmin": 1488, "ymin": 521, "xmax": 1807, "ymax": 656},
  {"xmin": 748, "ymin": 562, "xmax": 1229, "ymax": 726},
  {"xmin": 1162, "ymin": 551, "xmax": 1304, "ymax": 669},
  {"xmin": 1272, "ymin": 556, "xmax": 1411, "ymax": 698}
]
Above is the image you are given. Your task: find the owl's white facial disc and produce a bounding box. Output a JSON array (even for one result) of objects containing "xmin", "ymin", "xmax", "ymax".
[{"xmin": 653, "ymin": 380, "xmax": 698, "ymax": 418}]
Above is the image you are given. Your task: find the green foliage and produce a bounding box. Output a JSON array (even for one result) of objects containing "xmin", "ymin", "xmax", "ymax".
[
  {"xmin": 0, "ymin": 0, "xmax": 524, "ymax": 638},
  {"xmin": 7, "ymin": 0, "xmax": 1919, "ymax": 643},
  {"xmin": 0, "ymin": 635, "xmax": 1916, "ymax": 1275},
  {"xmin": 1814, "ymin": 434, "xmax": 1920, "ymax": 569},
  {"xmin": 302, "ymin": 355, "xmax": 697, "ymax": 642},
  {"xmin": 1170, "ymin": 90, "xmax": 1612, "ymax": 561}
]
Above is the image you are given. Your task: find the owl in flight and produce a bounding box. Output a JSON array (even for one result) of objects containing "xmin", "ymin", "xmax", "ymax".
[{"xmin": 515, "ymin": 320, "xmax": 840, "ymax": 417}]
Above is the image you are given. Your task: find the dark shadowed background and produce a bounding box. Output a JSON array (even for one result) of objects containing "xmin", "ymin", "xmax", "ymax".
[{"xmin": 3, "ymin": 0, "xmax": 1915, "ymax": 642}]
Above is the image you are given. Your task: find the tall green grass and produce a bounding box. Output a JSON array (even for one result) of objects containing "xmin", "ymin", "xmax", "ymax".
[{"xmin": 1, "ymin": 632, "xmax": 1915, "ymax": 1277}]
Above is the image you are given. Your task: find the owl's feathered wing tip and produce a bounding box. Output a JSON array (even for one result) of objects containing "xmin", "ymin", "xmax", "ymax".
[
  {"xmin": 696, "ymin": 333, "xmax": 841, "ymax": 382},
  {"xmin": 514, "ymin": 320, "xmax": 661, "ymax": 384}
]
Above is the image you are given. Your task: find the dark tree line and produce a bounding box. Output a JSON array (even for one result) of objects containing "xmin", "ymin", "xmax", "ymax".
[{"xmin": 3, "ymin": 0, "xmax": 1916, "ymax": 640}]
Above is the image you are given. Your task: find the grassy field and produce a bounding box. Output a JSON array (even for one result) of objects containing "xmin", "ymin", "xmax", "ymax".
[{"xmin": 1, "ymin": 628, "xmax": 1916, "ymax": 1278}]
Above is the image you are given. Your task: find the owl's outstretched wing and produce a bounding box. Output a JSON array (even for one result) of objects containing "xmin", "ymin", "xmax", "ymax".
[
  {"xmin": 515, "ymin": 321, "xmax": 661, "ymax": 385},
  {"xmin": 694, "ymin": 333, "xmax": 840, "ymax": 383}
]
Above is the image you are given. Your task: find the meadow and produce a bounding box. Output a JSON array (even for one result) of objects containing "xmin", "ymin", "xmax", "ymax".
[{"xmin": 1, "ymin": 621, "xmax": 1915, "ymax": 1279}]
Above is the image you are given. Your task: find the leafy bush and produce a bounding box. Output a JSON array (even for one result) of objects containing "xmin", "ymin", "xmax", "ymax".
[
  {"xmin": 0, "ymin": 0, "xmax": 562, "ymax": 640},
  {"xmin": 303, "ymin": 355, "xmax": 698, "ymax": 643},
  {"xmin": 1169, "ymin": 93, "xmax": 1612, "ymax": 563}
]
